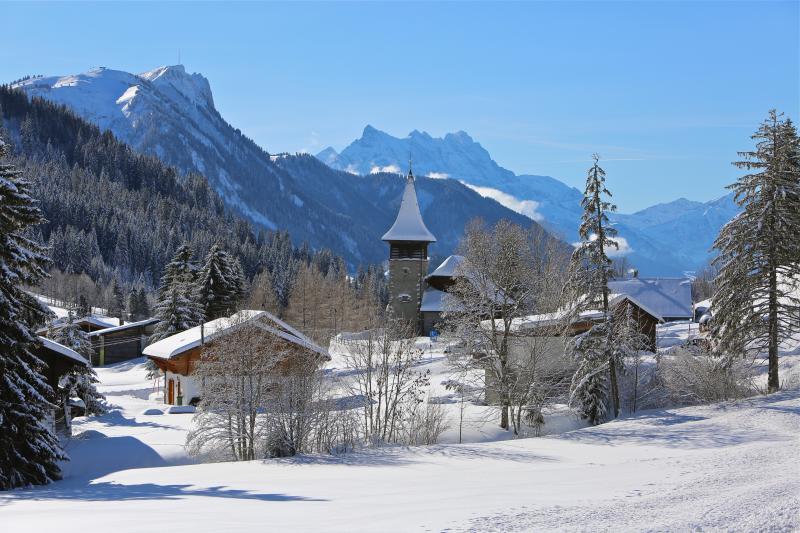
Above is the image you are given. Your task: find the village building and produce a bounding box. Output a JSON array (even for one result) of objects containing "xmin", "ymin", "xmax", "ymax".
[
  {"xmin": 143, "ymin": 310, "xmax": 330, "ymax": 406},
  {"xmin": 88, "ymin": 318, "xmax": 159, "ymax": 366},
  {"xmin": 33, "ymin": 336, "xmax": 90, "ymax": 432},
  {"xmin": 482, "ymin": 294, "xmax": 663, "ymax": 404},
  {"xmin": 608, "ymin": 277, "xmax": 693, "ymax": 322},
  {"xmin": 382, "ymin": 168, "xmax": 437, "ymax": 332}
]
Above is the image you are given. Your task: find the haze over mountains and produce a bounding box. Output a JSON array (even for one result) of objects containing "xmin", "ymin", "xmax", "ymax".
[
  {"xmin": 320, "ymin": 127, "xmax": 740, "ymax": 275},
  {"xmin": 12, "ymin": 65, "xmax": 738, "ymax": 275}
]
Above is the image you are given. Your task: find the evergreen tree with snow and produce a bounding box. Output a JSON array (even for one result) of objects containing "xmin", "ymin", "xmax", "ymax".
[
  {"xmin": 0, "ymin": 138, "xmax": 65, "ymax": 489},
  {"xmin": 567, "ymin": 154, "xmax": 621, "ymax": 423},
  {"xmin": 50, "ymin": 312, "xmax": 106, "ymax": 417},
  {"xmin": 196, "ymin": 244, "xmax": 238, "ymax": 321},
  {"xmin": 157, "ymin": 244, "xmax": 198, "ymax": 301},
  {"xmin": 108, "ymin": 277, "xmax": 124, "ymax": 322},
  {"xmin": 126, "ymin": 287, "xmax": 140, "ymax": 321},
  {"xmin": 712, "ymin": 110, "xmax": 800, "ymax": 393},
  {"xmin": 150, "ymin": 246, "xmax": 203, "ymax": 343},
  {"xmin": 136, "ymin": 287, "xmax": 150, "ymax": 319}
]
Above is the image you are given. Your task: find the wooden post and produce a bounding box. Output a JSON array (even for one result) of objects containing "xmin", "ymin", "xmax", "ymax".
[{"xmin": 99, "ymin": 335, "xmax": 105, "ymax": 366}]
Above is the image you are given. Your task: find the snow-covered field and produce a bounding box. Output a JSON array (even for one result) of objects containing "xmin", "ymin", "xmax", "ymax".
[{"xmin": 2, "ymin": 325, "xmax": 799, "ymax": 532}]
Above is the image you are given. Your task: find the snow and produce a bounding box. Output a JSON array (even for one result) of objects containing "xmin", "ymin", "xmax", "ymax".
[
  {"xmin": 87, "ymin": 318, "xmax": 158, "ymax": 337},
  {"xmin": 2, "ymin": 327, "xmax": 798, "ymax": 531},
  {"xmin": 608, "ymin": 277, "xmax": 693, "ymax": 320},
  {"xmin": 144, "ymin": 310, "xmax": 267, "ymax": 359},
  {"xmin": 420, "ymin": 287, "xmax": 447, "ymax": 312},
  {"xmin": 427, "ymin": 254, "xmax": 465, "ymax": 279},
  {"xmin": 144, "ymin": 310, "xmax": 329, "ymax": 361},
  {"xmin": 38, "ymin": 336, "xmax": 89, "ymax": 366},
  {"xmin": 381, "ymin": 172, "xmax": 437, "ymax": 243}
]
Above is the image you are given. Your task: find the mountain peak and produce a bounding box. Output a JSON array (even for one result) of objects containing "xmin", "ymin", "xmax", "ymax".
[{"xmin": 139, "ymin": 65, "xmax": 214, "ymax": 109}]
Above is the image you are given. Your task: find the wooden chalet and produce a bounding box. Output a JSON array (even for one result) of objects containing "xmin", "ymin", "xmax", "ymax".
[
  {"xmin": 88, "ymin": 318, "xmax": 159, "ymax": 366},
  {"xmin": 32, "ymin": 336, "xmax": 90, "ymax": 432},
  {"xmin": 144, "ymin": 310, "xmax": 330, "ymax": 406}
]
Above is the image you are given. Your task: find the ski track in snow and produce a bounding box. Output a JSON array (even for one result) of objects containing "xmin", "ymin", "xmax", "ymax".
[{"xmin": 1, "ymin": 324, "xmax": 798, "ymax": 532}]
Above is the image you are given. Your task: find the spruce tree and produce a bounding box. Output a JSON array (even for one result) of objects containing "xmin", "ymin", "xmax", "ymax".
[
  {"xmin": 150, "ymin": 245, "xmax": 203, "ymax": 343},
  {"xmin": 0, "ymin": 139, "xmax": 65, "ymax": 489},
  {"xmin": 567, "ymin": 154, "xmax": 622, "ymax": 423},
  {"xmin": 108, "ymin": 278, "xmax": 124, "ymax": 322},
  {"xmin": 136, "ymin": 287, "xmax": 150, "ymax": 319},
  {"xmin": 197, "ymin": 245, "xmax": 236, "ymax": 321},
  {"xmin": 126, "ymin": 287, "xmax": 140, "ymax": 321},
  {"xmin": 712, "ymin": 110, "xmax": 800, "ymax": 393}
]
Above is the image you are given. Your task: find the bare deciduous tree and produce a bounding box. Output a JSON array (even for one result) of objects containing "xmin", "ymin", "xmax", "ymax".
[
  {"xmin": 341, "ymin": 316, "xmax": 431, "ymax": 445},
  {"xmin": 442, "ymin": 219, "xmax": 569, "ymax": 433}
]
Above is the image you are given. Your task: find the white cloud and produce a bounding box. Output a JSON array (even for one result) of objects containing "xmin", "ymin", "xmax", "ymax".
[
  {"xmin": 426, "ymin": 171, "xmax": 450, "ymax": 180},
  {"xmin": 461, "ymin": 182, "xmax": 544, "ymax": 222},
  {"xmin": 572, "ymin": 234, "xmax": 634, "ymax": 257},
  {"xmin": 370, "ymin": 164, "xmax": 401, "ymax": 175},
  {"xmin": 345, "ymin": 164, "xmax": 361, "ymax": 175}
]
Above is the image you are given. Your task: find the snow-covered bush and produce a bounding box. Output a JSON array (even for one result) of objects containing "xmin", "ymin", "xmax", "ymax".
[
  {"xmin": 403, "ymin": 398, "xmax": 451, "ymax": 446},
  {"xmin": 658, "ymin": 347, "xmax": 755, "ymax": 405}
]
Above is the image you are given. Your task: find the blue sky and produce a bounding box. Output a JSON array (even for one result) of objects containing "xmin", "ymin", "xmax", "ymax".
[{"xmin": 2, "ymin": 1, "xmax": 798, "ymax": 212}]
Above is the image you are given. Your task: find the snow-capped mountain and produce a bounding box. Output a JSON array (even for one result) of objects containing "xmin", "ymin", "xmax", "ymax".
[
  {"xmin": 319, "ymin": 127, "xmax": 740, "ymax": 275},
  {"xmin": 12, "ymin": 66, "xmax": 547, "ymax": 266}
]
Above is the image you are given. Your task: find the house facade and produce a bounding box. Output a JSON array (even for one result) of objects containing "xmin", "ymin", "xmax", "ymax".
[
  {"xmin": 143, "ymin": 310, "xmax": 330, "ymax": 406},
  {"xmin": 88, "ymin": 318, "xmax": 159, "ymax": 366}
]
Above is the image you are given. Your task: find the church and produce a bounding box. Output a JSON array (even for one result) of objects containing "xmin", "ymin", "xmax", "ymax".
[{"xmin": 382, "ymin": 168, "xmax": 458, "ymax": 335}]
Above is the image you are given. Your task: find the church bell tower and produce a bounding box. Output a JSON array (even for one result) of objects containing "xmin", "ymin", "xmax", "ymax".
[{"xmin": 382, "ymin": 168, "xmax": 436, "ymax": 331}]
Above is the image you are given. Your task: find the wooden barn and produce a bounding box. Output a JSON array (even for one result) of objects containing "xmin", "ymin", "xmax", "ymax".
[
  {"xmin": 144, "ymin": 310, "xmax": 330, "ymax": 406},
  {"xmin": 32, "ymin": 336, "xmax": 90, "ymax": 432},
  {"xmin": 88, "ymin": 318, "xmax": 159, "ymax": 366}
]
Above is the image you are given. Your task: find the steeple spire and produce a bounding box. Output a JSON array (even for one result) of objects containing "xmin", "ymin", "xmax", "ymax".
[{"xmin": 382, "ymin": 168, "xmax": 436, "ymax": 243}]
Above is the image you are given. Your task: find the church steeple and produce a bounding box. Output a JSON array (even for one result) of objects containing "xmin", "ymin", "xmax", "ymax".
[
  {"xmin": 381, "ymin": 168, "xmax": 436, "ymax": 243},
  {"xmin": 382, "ymin": 167, "xmax": 435, "ymax": 331}
]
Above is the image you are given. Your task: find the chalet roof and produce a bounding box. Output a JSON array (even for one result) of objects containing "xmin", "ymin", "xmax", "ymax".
[
  {"xmin": 421, "ymin": 288, "xmax": 451, "ymax": 312},
  {"xmin": 381, "ymin": 170, "xmax": 436, "ymax": 243},
  {"xmin": 608, "ymin": 277, "xmax": 693, "ymax": 320},
  {"xmin": 482, "ymin": 292, "xmax": 664, "ymax": 333},
  {"xmin": 38, "ymin": 336, "xmax": 89, "ymax": 366},
  {"xmin": 426, "ymin": 255, "xmax": 465, "ymax": 280},
  {"xmin": 143, "ymin": 310, "xmax": 330, "ymax": 361},
  {"xmin": 88, "ymin": 317, "xmax": 159, "ymax": 337}
]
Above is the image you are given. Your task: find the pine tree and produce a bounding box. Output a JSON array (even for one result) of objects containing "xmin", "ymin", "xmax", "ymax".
[
  {"xmin": 50, "ymin": 312, "xmax": 106, "ymax": 418},
  {"xmin": 108, "ymin": 277, "xmax": 124, "ymax": 322},
  {"xmin": 712, "ymin": 110, "xmax": 800, "ymax": 393},
  {"xmin": 196, "ymin": 245, "xmax": 236, "ymax": 321},
  {"xmin": 150, "ymin": 246, "xmax": 203, "ymax": 343},
  {"xmin": 0, "ymin": 138, "xmax": 66, "ymax": 489},
  {"xmin": 567, "ymin": 154, "xmax": 621, "ymax": 423},
  {"xmin": 126, "ymin": 287, "xmax": 140, "ymax": 321},
  {"xmin": 136, "ymin": 287, "xmax": 150, "ymax": 319}
]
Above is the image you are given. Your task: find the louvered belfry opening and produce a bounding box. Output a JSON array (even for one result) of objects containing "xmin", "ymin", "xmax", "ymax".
[{"xmin": 390, "ymin": 242, "xmax": 428, "ymax": 260}]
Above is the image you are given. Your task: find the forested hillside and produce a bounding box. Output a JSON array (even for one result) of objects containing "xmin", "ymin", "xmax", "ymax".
[{"xmin": 0, "ymin": 86, "xmax": 305, "ymax": 289}]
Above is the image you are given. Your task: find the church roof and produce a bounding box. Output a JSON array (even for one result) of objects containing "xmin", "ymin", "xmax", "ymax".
[
  {"xmin": 427, "ymin": 255, "xmax": 465, "ymax": 279},
  {"xmin": 382, "ymin": 170, "xmax": 436, "ymax": 243}
]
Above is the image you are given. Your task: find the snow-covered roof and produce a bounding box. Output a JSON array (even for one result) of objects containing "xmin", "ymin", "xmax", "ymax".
[
  {"xmin": 421, "ymin": 288, "xmax": 447, "ymax": 312},
  {"xmin": 381, "ymin": 171, "xmax": 436, "ymax": 243},
  {"xmin": 144, "ymin": 310, "xmax": 330, "ymax": 361},
  {"xmin": 77, "ymin": 315, "xmax": 121, "ymax": 328},
  {"xmin": 88, "ymin": 318, "xmax": 159, "ymax": 337},
  {"xmin": 38, "ymin": 336, "xmax": 89, "ymax": 366},
  {"xmin": 427, "ymin": 255, "xmax": 465, "ymax": 279},
  {"xmin": 608, "ymin": 278, "xmax": 693, "ymax": 320},
  {"xmin": 482, "ymin": 292, "xmax": 664, "ymax": 333}
]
